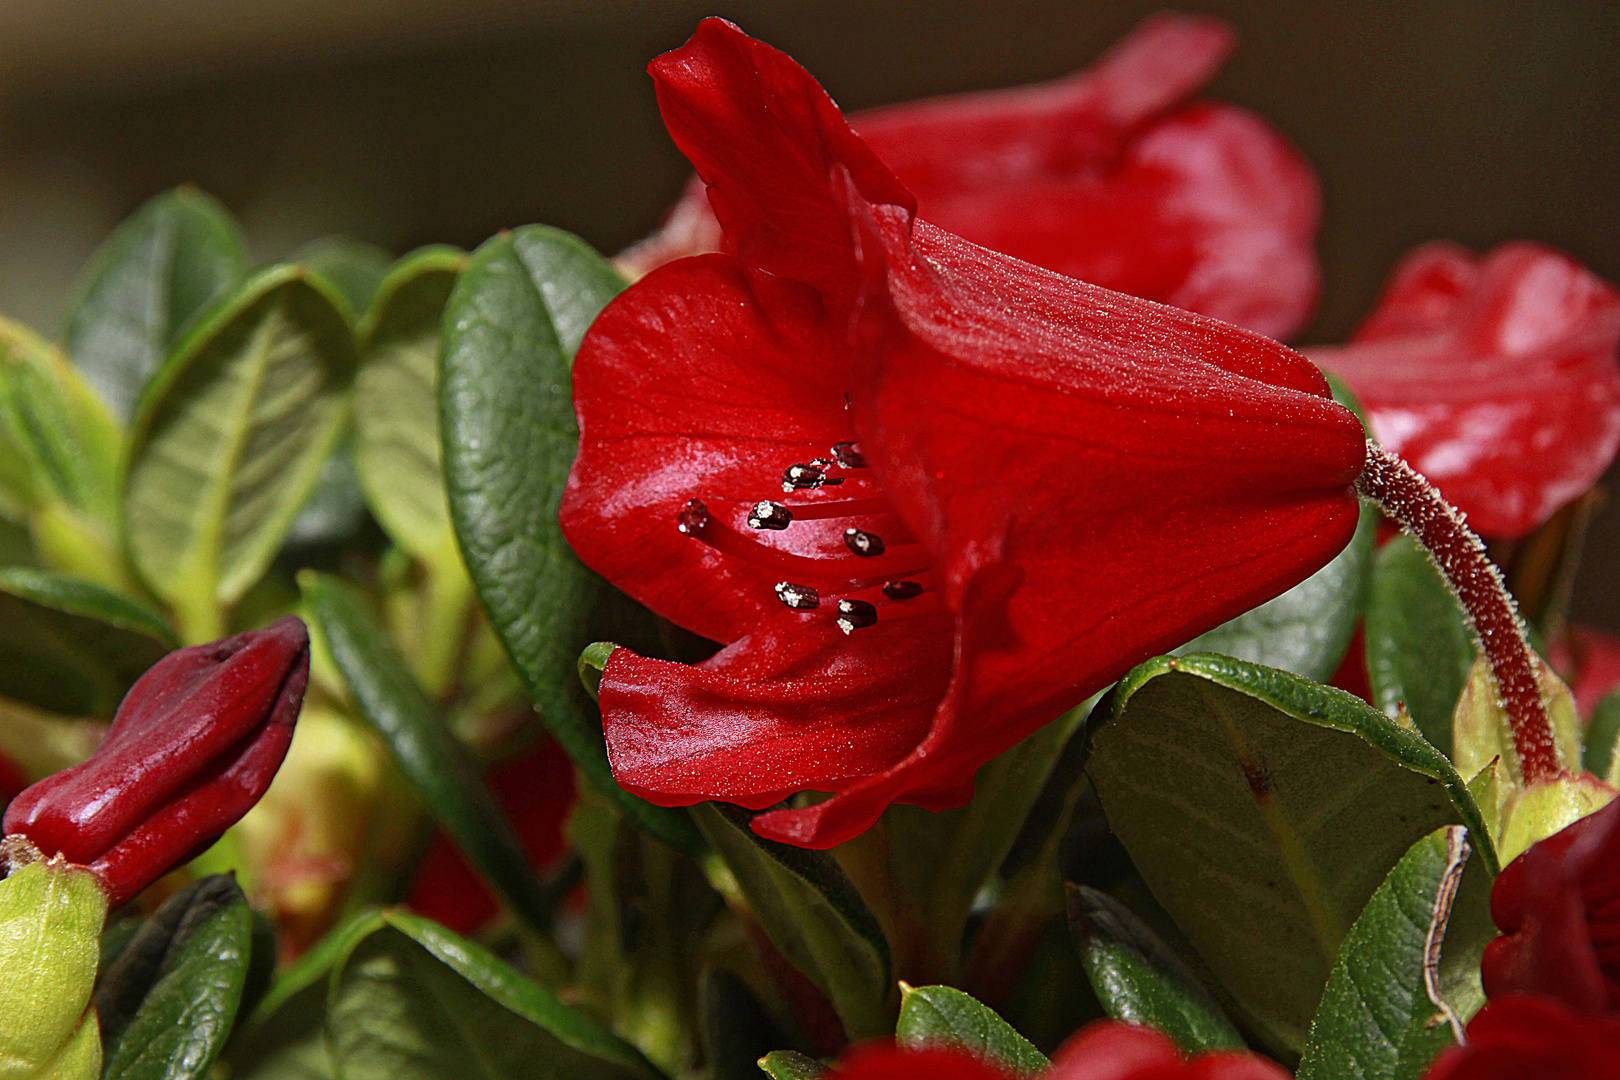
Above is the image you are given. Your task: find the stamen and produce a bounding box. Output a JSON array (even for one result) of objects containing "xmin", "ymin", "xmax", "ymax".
[
  {"xmin": 844, "ymin": 528, "xmax": 885, "ymax": 557},
  {"xmin": 748, "ymin": 501, "xmax": 793, "ymax": 531},
  {"xmin": 676, "ymin": 499, "xmax": 711, "ymax": 536},
  {"xmin": 831, "ymin": 441, "xmax": 867, "ymax": 469},
  {"xmin": 836, "ymin": 599, "xmax": 878, "ymax": 634},
  {"xmin": 781, "ymin": 497, "xmax": 893, "ymax": 521},
  {"xmin": 775, "ymin": 582, "xmax": 820, "ymax": 610},
  {"xmin": 676, "ymin": 499, "xmax": 928, "ymax": 584},
  {"xmin": 881, "ymin": 580, "xmax": 924, "ymax": 600},
  {"xmin": 782, "ymin": 460, "xmax": 844, "ymax": 492}
]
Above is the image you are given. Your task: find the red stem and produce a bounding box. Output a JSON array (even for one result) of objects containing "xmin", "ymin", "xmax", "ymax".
[{"xmin": 1355, "ymin": 441, "xmax": 1559, "ymax": 784}]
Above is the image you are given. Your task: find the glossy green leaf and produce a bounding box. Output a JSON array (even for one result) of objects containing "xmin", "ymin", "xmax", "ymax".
[
  {"xmin": 1298, "ymin": 826, "xmax": 1493, "ymax": 1080},
  {"xmin": 1180, "ymin": 505, "xmax": 1375, "ymax": 682},
  {"xmin": 300, "ymin": 571, "xmax": 554, "ymax": 934},
  {"xmin": 100, "ymin": 876, "xmax": 256, "ymax": 1080},
  {"xmin": 0, "ymin": 566, "xmax": 173, "ymax": 716},
  {"xmin": 756, "ymin": 1052, "xmax": 827, "ymax": 1080},
  {"xmin": 693, "ymin": 803, "xmax": 891, "ymax": 1042},
  {"xmin": 1365, "ymin": 535, "xmax": 1475, "ymax": 757},
  {"xmin": 63, "ymin": 187, "xmax": 245, "ymax": 423},
  {"xmin": 895, "ymin": 984, "xmax": 1048, "ymax": 1077},
  {"xmin": 1586, "ymin": 690, "xmax": 1620, "ymax": 783},
  {"xmin": 700, "ymin": 968, "xmax": 793, "ymax": 1080},
  {"xmin": 125, "ymin": 265, "xmax": 357, "ymax": 642},
  {"xmin": 326, "ymin": 909, "xmax": 665, "ymax": 1080},
  {"xmin": 353, "ymin": 246, "xmax": 464, "ymax": 564},
  {"xmin": 1066, "ymin": 884, "xmax": 1244, "ymax": 1053},
  {"xmin": 440, "ymin": 226, "xmax": 698, "ymax": 851},
  {"xmin": 293, "ymin": 237, "xmax": 392, "ymax": 320},
  {"xmin": 1085, "ymin": 653, "xmax": 1497, "ymax": 1054}
]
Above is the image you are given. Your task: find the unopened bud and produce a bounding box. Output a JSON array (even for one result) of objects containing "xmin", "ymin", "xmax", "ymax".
[{"xmin": 3, "ymin": 616, "xmax": 310, "ymax": 905}]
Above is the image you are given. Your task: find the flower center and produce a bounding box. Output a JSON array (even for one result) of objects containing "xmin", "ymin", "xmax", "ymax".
[{"xmin": 675, "ymin": 441, "xmax": 938, "ymax": 633}]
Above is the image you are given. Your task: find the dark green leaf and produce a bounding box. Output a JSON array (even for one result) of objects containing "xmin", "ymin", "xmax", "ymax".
[
  {"xmin": 293, "ymin": 237, "xmax": 392, "ymax": 320},
  {"xmin": 895, "ymin": 984, "xmax": 1049, "ymax": 1077},
  {"xmin": 440, "ymin": 226, "xmax": 698, "ymax": 851},
  {"xmin": 300, "ymin": 571, "xmax": 554, "ymax": 935},
  {"xmin": 1085, "ymin": 654, "xmax": 1497, "ymax": 1053},
  {"xmin": 701, "ymin": 967, "xmax": 793, "ymax": 1080},
  {"xmin": 64, "ymin": 187, "xmax": 245, "ymax": 423},
  {"xmin": 0, "ymin": 566, "xmax": 173, "ymax": 716},
  {"xmin": 125, "ymin": 265, "xmax": 357, "ymax": 642},
  {"xmin": 284, "ymin": 442, "xmax": 369, "ymax": 549},
  {"xmin": 757, "ymin": 1052, "xmax": 828, "ymax": 1080},
  {"xmin": 100, "ymin": 875, "xmax": 256, "ymax": 1080},
  {"xmin": 1365, "ymin": 535, "xmax": 1476, "ymax": 757},
  {"xmin": 1298, "ymin": 826, "xmax": 1494, "ymax": 1080},
  {"xmin": 693, "ymin": 802, "xmax": 891, "ymax": 1041},
  {"xmin": 1180, "ymin": 505, "xmax": 1375, "ymax": 682},
  {"xmin": 1066, "ymin": 884, "xmax": 1244, "ymax": 1052},
  {"xmin": 1584, "ymin": 690, "xmax": 1620, "ymax": 783},
  {"xmin": 326, "ymin": 909, "xmax": 666, "ymax": 1080}
]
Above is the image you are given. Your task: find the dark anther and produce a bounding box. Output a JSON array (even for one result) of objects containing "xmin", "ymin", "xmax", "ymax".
[
  {"xmin": 836, "ymin": 599, "xmax": 878, "ymax": 634},
  {"xmin": 781, "ymin": 461, "xmax": 844, "ymax": 492},
  {"xmin": 748, "ymin": 501, "xmax": 794, "ymax": 530},
  {"xmin": 831, "ymin": 441, "xmax": 867, "ymax": 469},
  {"xmin": 843, "ymin": 528, "xmax": 885, "ymax": 557},
  {"xmin": 775, "ymin": 582, "xmax": 820, "ymax": 610},
  {"xmin": 676, "ymin": 499, "xmax": 710, "ymax": 536},
  {"xmin": 881, "ymin": 580, "xmax": 924, "ymax": 600}
]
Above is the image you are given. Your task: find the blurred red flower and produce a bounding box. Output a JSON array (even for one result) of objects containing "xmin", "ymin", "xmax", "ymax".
[
  {"xmin": 1421, "ymin": 995, "xmax": 1620, "ymax": 1080},
  {"xmin": 620, "ymin": 12, "xmax": 1322, "ymax": 340},
  {"xmin": 1312, "ymin": 241, "xmax": 1620, "ymax": 539},
  {"xmin": 560, "ymin": 19, "xmax": 1364, "ymax": 848},
  {"xmin": 1550, "ymin": 624, "xmax": 1620, "ymax": 719}
]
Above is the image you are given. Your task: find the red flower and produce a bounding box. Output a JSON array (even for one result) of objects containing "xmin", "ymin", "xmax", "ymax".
[
  {"xmin": 407, "ymin": 738, "xmax": 576, "ymax": 935},
  {"xmin": 560, "ymin": 18, "xmax": 1364, "ymax": 849},
  {"xmin": 1480, "ymin": 794, "xmax": 1620, "ymax": 1013},
  {"xmin": 3, "ymin": 616, "xmax": 309, "ymax": 904},
  {"xmin": 1421, "ymin": 995, "xmax": 1620, "ymax": 1080},
  {"xmin": 621, "ymin": 12, "xmax": 1322, "ymax": 340},
  {"xmin": 1311, "ymin": 241, "xmax": 1620, "ymax": 539},
  {"xmin": 1550, "ymin": 624, "xmax": 1620, "ymax": 719}
]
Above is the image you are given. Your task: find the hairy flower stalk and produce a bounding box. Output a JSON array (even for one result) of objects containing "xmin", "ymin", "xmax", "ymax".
[{"xmin": 1355, "ymin": 441, "xmax": 1559, "ymax": 782}]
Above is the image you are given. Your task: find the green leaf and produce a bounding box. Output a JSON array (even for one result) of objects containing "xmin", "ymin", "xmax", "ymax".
[
  {"xmin": 1298, "ymin": 826, "xmax": 1494, "ymax": 1080},
  {"xmin": 124, "ymin": 264, "xmax": 357, "ymax": 641},
  {"xmin": 1586, "ymin": 689, "xmax": 1620, "ymax": 783},
  {"xmin": 293, "ymin": 237, "xmax": 392, "ymax": 321},
  {"xmin": 693, "ymin": 802, "xmax": 892, "ymax": 1042},
  {"xmin": 284, "ymin": 442, "xmax": 369, "ymax": 550},
  {"xmin": 100, "ymin": 876, "xmax": 256, "ymax": 1080},
  {"xmin": 300, "ymin": 571, "xmax": 554, "ymax": 935},
  {"xmin": 757, "ymin": 1052, "xmax": 828, "ymax": 1080},
  {"xmin": 1066, "ymin": 884, "xmax": 1244, "ymax": 1053},
  {"xmin": 440, "ymin": 226, "xmax": 698, "ymax": 852},
  {"xmin": 1180, "ymin": 504, "xmax": 1375, "ymax": 682},
  {"xmin": 0, "ymin": 859, "xmax": 107, "ymax": 1080},
  {"xmin": 895, "ymin": 984, "xmax": 1049, "ymax": 1077},
  {"xmin": 64, "ymin": 187, "xmax": 245, "ymax": 423},
  {"xmin": 325, "ymin": 909, "xmax": 666, "ymax": 1080},
  {"xmin": 1365, "ymin": 535, "xmax": 1476, "ymax": 757},
  {"xmin": 700, "ymin": 968, "xmax": 792, "ymax": 1080},
  {"xmin": 0, "ymin": 566, "xmax": 173, "ymax": 716},
  {"xmin": 1085, "ymin": 653, "xmax": 1497, "ymax": 1054}
]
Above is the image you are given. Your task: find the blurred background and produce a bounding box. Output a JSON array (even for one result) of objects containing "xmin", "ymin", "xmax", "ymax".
[{"xmin": 0, "ymin": 0, "xmax": 1615, "ymax": 626}]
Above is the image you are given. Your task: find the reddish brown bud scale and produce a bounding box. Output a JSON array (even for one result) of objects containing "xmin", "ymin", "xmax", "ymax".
[
  {"xmin": 1354, "ymin": 442, "xmax": 1560, "ymax": 783},
  {"xmin": 3, "ymin": 615, "xmax": 309, "ymax": 904}
]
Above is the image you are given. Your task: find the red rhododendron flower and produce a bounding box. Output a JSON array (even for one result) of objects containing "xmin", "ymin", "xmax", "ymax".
[
  {"xmin": 559, "ymin": 19, "xmax": 1364, "ymax": 848},
  {"xmin": 1480, "ymin": 794, "xmax": 1620, "ymax": 1013},
  {"xmin": 407, "ymin": 738, "xmax": 575, "ymax": 934},
  {"xmin": 1311, "ymin": 241, "xmax": 1620, "ymax": 539},
  {"xmin": 1421, "ymin": 995, "xmax": 1620, "ymax": 1080},
  {"xmin": 1550, "ymin": 624, "xmax": 1620, "ymax": 718},
  {"xmin": 620, "ymin": 12, "xmax": 1321, "ymax": 340}
]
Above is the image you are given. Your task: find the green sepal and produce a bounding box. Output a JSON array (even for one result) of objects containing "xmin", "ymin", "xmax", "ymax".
[{"xmin": 757, "ymin": 1052, "xmax": 828, "ymax": 1080}]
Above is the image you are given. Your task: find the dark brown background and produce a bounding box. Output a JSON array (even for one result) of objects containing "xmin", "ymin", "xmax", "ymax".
[{"xmin": 1, "ymin": 0, "xmax": 1615, "ymax": 627}]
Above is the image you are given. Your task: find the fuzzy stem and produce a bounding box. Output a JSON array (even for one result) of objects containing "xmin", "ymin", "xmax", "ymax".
[{"xmin": 1354, "ymin": 441, "xmax": 1559, "ymax": 784}]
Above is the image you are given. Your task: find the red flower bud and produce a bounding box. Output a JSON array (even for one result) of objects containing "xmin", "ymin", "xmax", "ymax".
[
  {"xmin": 3, "ymin": 615, "xmax": 309, "ymax": 905},
  {"xmin": 1421, "ymin": 995, "xmax": 1620, "ymax": 1080},
  {"xmin": 1479, "ymin": 794, "xmax": 1620, "ymax": 1014}
]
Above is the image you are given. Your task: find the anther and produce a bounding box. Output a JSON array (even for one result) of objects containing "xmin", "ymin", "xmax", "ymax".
[
  {"xmin": 831, "ymin": 441, "xmax": 867, "ymax": 469},
  {"xmin": 836, "ymin": 599, "xmax": 878, "ymax": 634},
  {"xmin": 676, "ymin": 499, "xmax": 711, "ymax": 536},
  {"xmin": 775, "ymin": 582, "xmax": 820, "ymax": 610},
  {"xmin": 881, "ymin": 580, "xmax": 924, "ymax": 600},
  {"xmin": 844, "ymin": 528, "xmax": 886, "ymax": 557},
  {"xmin": 782, "ymin": 460, "xmax": 844, "ymax": 492},
  {"xmin": 748, "ymin": 501, "xmax": 794, "ymax": 530}
]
